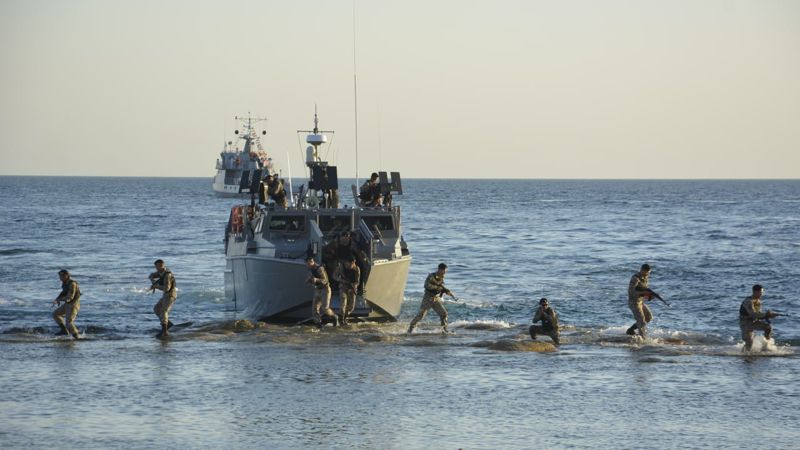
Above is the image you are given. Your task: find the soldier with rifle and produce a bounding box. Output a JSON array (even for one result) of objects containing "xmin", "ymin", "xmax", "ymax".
[
  {"xmin": 739, "ymin": 284, "xmax": 785, "ymax": 351},
  {"xmin": 408, "ymin": 263, "xmax": 455, "ymax": 334},
  {"xmin": 530, "ymin": 297, "xmax": 560, "ymax": 346},
  {"xmin": 625, "ymin": 263, "xmax": 667, "ymax": 338},
  {"xmin": 149, "ymin": 259, "xmax": 177, "ymax": 338},
  {"xmin": 52, "ymin": 269, "xmax": 81, "ymax": 339}
]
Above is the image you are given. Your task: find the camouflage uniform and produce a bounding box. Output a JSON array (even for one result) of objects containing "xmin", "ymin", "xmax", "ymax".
[
  {"xmin": 309, "ymin": 264, "xmax": 334, "ymax": 325},
  {"xmin": 337, "ymin": 264, "xmax": 360, "ymax": 323},
  {"xmin": 529, "ymin": 305, "xmax": 560, "ymax": 345},
  {"xmin": 739, "ymin": 295, "xmax": 772, "ymax": 351},
  {"xmin": 53, "ymin": 277, "xmax": 81, "ymax": 338},
  {"xmin": 408, "ymin": 272, "xmax": 449, "ymax": 332},
  {"xmin": 627, "ymin": 272, "xmax": 653, "ymax": 336},
  {"xmin": 151, "ymin": 269, "xmax": 177, "ymax": 328},
  {"xmin": 267, "ymin": 178, "xmax": 287, "ymax": 208},
  {"xmin": 358, "ymin": 180, "xmax": 381, "ymax": 207}
]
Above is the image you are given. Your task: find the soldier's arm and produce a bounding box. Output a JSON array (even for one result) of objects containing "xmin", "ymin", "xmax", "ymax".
[{"xmin": 532, "ymin": 308, "xmax": 543, "ymax": 323}]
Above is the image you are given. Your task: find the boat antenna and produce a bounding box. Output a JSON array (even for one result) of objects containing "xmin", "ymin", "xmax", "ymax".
[
  {"xmin": 352, "ymin": 0, "xmax": 359, "ymax": 186},
  {"xmin": 286, "ymin": 151, "xmax": 294, "ymax": 207}
]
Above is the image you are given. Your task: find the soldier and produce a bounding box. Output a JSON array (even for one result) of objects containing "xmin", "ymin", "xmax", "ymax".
[
  {"xmin": 322, "ymin": 231, "xmax": 370, "ymax": 294},
  {"xmin": 265, "ymin": 174, "xmax": 288, "ymax": 208},
  {"xmin": 52, "ymin": 269, "xmax": 81, "ymax": 339},
  {"xmin": 358, "ymin": 172, "xmax": 382, "ymax": 207},
  {"xmin": 149, "ymin": 259, "xmax": 177, "ymax": 338},
  {"xmin": 625, "ymin": 263, "xmax": 661, "ymax": 338},
  {"xmin": 306, "ymin": 257, "xmax": 337, "ymax": 327},
  {"xmin": 529, "ymin": 298, "xmax": 560, "ymax": 346},
  {"xmin": 739, "ymin": 284, "xmax": 778, "ymax": 351},
  {"xmin": 336, "ymin": 256, "xmax": 361, "ymax": 325},
  {"xmin": 407, "ymin": 263, "xmax": 455, "ymax": 334}
]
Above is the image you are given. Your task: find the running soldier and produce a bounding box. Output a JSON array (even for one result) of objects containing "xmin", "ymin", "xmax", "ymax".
[
  {"xmin": 407, "ymin": 263, "xmax": 455, "ymax": 334},
  {"xmin": 336, "ymin": 256, "xmax": 360, "ymax": 325},
  {"xmin": 739, "ymin": 284, "xmax": 778, "ymax": 351},
  {"xmin": 52, "ymin": 269, "xmax": 81, "ymax": 339},
  {"xmin": 149, "ymin": 259, "xmax": 177, "ymax": 338},
  {"xmin": 529, "ymin": 297, "xmax": 560, "ymax": 345},
  {"xmin": 306, "ymin": 257, "xmax": 337, "ymax": 327},
  {"xmin": 626, "ymin": 263, "xmax": 662, "ymax": 338}
]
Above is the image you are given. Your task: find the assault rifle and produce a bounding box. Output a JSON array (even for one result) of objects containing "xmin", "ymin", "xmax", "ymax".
[{"xmin": 644, "ymin": 288, "xmax": 670, "ymax": 307}]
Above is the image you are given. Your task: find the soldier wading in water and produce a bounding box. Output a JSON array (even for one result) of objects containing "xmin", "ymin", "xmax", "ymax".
[
  {"xmin": 149, "ymin": 259, "xmax": 177, "ymax": 338},
  {"xmin": 52, "ymin": 269, "xmax": 81, "ymax": 339},
  {"xmin": 739, "ymin": 284, "xmax": 779, "ymax": 352},
  {"xmin": 408, "ymin": 263, "xmax": 455, "ymax": 334}
]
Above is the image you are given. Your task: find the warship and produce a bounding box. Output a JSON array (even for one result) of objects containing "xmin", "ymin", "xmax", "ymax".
[
  {"xmin": 212, "ymin": 115, "xmax": 274, "ymax": 197},
  {"xmin": 223, "ymin": 111, "xmax": 411, "ymax": 323}
]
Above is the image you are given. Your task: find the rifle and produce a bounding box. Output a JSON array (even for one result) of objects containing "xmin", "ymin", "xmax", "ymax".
[{"xmin": 645, "ymin": 289, "xmax": 671, "ymax": 307}]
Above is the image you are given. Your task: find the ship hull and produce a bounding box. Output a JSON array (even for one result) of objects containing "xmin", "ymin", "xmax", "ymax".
[{"xmin": 226, "ymin": 255, "xmax": 411, "ymax": 323}]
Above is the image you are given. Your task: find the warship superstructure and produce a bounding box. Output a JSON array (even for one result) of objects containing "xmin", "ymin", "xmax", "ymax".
[
  {"xmin": 212, "ymin": 115, "xmax": 274, "ymax": 197},
  {"xmin": 223, "ymin": 111, "xmax": 410, "ymax": 323}
]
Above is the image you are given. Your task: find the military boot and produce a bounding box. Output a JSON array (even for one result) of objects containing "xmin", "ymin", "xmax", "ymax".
[
  {"xmin": 625, "ymin": 324, "xmax": 637, "ymax": 336},
  {"xmin": 55, "ymin": 324, "xmax": 69, "ymax": 336},
  {"xmin": 529, "ymin": 325, "xmax": 537, "ymax": 340},
  {"xmin": 157, "ymin": 323, "xmax": 169, "ymax": 338}
]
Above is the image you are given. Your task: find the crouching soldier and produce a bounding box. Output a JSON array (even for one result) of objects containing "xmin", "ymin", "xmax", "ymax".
[
  {"xmin": 52, "ymin": 269, "xmax": 81, "ymax": 339},
  {"xmin": 529, "ymin": 297, "xmax": 560, "ymax": 346}
]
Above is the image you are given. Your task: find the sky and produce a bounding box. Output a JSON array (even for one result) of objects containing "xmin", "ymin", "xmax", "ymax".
[{"xmin": 1, "ymin": 0, "xmax": 798, "ymax": 179}]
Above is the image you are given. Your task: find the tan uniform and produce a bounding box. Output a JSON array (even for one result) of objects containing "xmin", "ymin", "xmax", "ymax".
[
  {"xmin": 408, "ymin": 272, "xmax": 449, "ymax": 332},
  {"xmin": 337, "ymin": 264, "xmax": 361, "ymax": 321},
  {"xmin": 308, "ymin": 265, "xmax": 334, "ymax": 325},
  {"xmin": 628, "ymin": 272, "xmax": 653, "ymax": 335},
  {"xmin": 739, "ymin": 295, "xmax": 772, "ymax": 351},
  {"xmin": 529, "ymin": 305, "xmax": 560, "ymax": 345},
  {"xmin": 151, "ymin": 269, "xmax": 177, "ymax": 327},
  {"xmin": 53, "ymin": 278, "xmax": 81, "ymax": 337}
]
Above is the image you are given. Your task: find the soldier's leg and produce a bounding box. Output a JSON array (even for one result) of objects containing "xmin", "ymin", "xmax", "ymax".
[
  {"xmin": 739, "ymin": 321, "xmax": 753, "ymax": 352},
  {"xmin": 629, "ymin": 301, "xmax": 647, "ymax": 337},
  {"xmin": 529, "ymin": 325, "xmax": 545, "ymax": 340},
  {"xmin": 408, "ymin": 297, "xmax": 433, "ymax": 332},
  {"xmin": 548, "ymin": 329, "xmax": 560, "ymax": 346},
  {"xmin": 752, "ymin": 320, "xmax": 772, "ymax": 340},
  {"xmin": 160, "ymin": 296, "xmax": 176, "ymax": 327},
  {"xmin": 643, "ymin": 303, "xmax": 653, "ymax": 324},
  {"xmin": 339, "ymin": 289, "xmax": 350, "ymax": 321},
  {"xmin": 321, "ymin": 287, "xmax": 335, "ymax": 319},
  {"xmin": 65, "ymin": 301, "xmax": 80, "ymax": 338},
  {"xmin": 431, "ymin": 298, "xmax": 449, "ymax": 331},
  {"xmin": 52, "ymin": 303, "xmax": 68, "ymax": 334},
  {"xmin": 312, "ymin": 290, "xmax": 323, "ymax": 325}
]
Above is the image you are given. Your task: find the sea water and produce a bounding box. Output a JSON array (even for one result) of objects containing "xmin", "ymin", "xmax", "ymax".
[{"xmin": 1, "ymin": 177, "xmax": 799, "ymax": 449}]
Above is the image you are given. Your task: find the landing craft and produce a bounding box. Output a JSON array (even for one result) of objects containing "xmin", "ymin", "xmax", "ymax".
[{"xmin": 223, "ymin": 111, "xmax": 411, "ymax": 322}]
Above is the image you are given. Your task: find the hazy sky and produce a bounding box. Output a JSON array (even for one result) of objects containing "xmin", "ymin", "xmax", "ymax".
[{"xmin": 1, "ymin": 0, "xmax": 798, "ymax": 178}]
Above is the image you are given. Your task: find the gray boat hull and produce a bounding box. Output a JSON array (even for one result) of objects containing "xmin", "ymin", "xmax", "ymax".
[{"xmin": 226, "ymin": 255, "xmax": 411, "ymax": 322}]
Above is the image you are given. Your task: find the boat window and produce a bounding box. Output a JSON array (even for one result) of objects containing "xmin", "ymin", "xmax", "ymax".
[
  {"xmin": 269, "ymin": 215, "xmax": 305, "ymax": 232},
  {"xmin": 362, "ymin": 215, "xmax": 395, "ymax": 232},
  {"xmin": 318, "ymin": 215, "xmax": 351, "ymax": 236}
]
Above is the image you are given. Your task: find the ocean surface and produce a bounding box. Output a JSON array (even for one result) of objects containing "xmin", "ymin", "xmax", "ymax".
[{"xmin": 1, "ymin": 177, "xmax": 799, "ymax": 449}]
